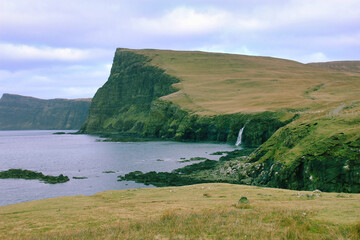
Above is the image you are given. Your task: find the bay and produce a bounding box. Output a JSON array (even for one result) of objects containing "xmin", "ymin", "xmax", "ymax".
[{"xmin": 0, "ymin": 130, "xmax": 237, "ymax": 206}]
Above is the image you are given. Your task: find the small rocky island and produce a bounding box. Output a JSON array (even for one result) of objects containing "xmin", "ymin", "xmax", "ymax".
[{"xmin": 0, "ymin": 169, "xmax": 69, "ymax": 184}]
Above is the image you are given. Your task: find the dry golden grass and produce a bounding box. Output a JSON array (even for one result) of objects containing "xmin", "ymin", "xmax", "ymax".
[
  {"xmin": 119, "ymin": 49, "xmax": 360, "ymax": 116},
  {"xmin": 1, "ymin": 183, "xmax": 359, "ymax": 239}
]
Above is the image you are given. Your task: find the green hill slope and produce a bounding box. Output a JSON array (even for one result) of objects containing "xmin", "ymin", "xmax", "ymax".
[
  {"xmin": 0, "ymin": 94, "xmax": 91, "ymax": 130},
  {"xmin": 80, "ymin": 49, "xmax": 360, "ymax": 192}
]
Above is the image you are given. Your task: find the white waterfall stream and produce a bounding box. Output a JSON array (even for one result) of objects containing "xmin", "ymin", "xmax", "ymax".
[{"xmin": 235, "ymin": 126, "xmax": 245, "ymax": 146}]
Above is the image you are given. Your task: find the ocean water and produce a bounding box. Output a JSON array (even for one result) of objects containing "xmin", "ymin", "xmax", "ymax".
[{"xmin": 0, "ymin": 130, "xmax": 237, "ymax": 206}]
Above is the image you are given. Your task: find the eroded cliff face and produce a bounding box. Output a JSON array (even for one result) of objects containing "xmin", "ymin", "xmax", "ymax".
[
  {"xmin": 0, "ymin": 94, "xmax": 91, "ymax": 130},
  {"xmin": 80, "ymin": 50, "xmax": 287, "ymax": 146}
]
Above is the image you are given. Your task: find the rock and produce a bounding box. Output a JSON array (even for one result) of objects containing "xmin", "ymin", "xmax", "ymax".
[
  {"xmin": 238, "ymin": 196, "xmax": 250, "ymax": 204},
  {"xmin": 0, "ymin": 169, "xmax": 70, "ymax": 184}
]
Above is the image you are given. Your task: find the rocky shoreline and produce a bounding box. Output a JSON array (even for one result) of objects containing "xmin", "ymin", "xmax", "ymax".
[{"xmin": 119, "ymin": 147, "xmax": 359, "ymax": 193}]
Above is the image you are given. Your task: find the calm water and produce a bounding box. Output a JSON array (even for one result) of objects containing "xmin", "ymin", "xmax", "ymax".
[{"xmin": 0, "ymin": 130, "xmax": 237, "ymax": 206}]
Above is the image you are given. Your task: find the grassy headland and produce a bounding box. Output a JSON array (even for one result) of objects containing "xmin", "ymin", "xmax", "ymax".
[
  {"xmin": 79, "ymin": 49, "xmax": 360, "ymax": 192},
  {"xmin": 0, "ymin": 183, "xmax": 359, "ymax": 239}
]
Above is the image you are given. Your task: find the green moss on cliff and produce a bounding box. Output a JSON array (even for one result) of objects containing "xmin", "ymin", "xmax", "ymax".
[
  {"xmin": 80, "ymin": 51, "xmax": 179, "ymax": 133},
  {"xmin": 246, "ymin": 116, "xmax": 360, "ymax": 192}
]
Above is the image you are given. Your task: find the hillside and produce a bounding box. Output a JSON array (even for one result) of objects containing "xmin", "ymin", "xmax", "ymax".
[
  {"xmin": 111, "ymin": 49, "xmax": 360, "ymax": 115},
  {"xmin": 80, "ymin": 49, "xmax": 360, "ymax": 192},
  {"xmin": 0, "ymin": 93, "xmax": 91, "ymax": 130},
  {"xmin": 308, "ymin": 61, "xmax": 360, "ymax": 73},
  {"xmin": 0, "ymin": 183, "xmax": 359, "ymax": 239}
]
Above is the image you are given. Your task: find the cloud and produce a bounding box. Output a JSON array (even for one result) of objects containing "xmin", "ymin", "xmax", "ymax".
[
  {"xmin": 0, "ymin": 43, "xmax": 112, "ymax": 62},
  {"xmin": 241, "ymin": 0, "xmax": 360, "ymax": 30},
  {"xmin": 0, "ymin": 0, "xmax": 134, "ymax": 48},
  {"xmin": 2, "ymin": 0, "xmax": 359, "ymax": 51},
  {"xmin": 0, "ymin": 63, "xmax": 111, "ymax": 99},
  {"xmin": 135, "ymin": 7, "xmax": 230, "ymax": 36},
  {"xmin": 0, "ymin": 43, "xmax": 115, "ymax": 72},
  {"xmin": 197, "ymin": 44, "xmax": 258, "ymax": 56},
  {"xmin": 312, "ymin": 33, "xmax": 360, "ymax": 47},
  {"xmin": 306, "ymin": 52, "xmax": 329, "ymax": 63}
]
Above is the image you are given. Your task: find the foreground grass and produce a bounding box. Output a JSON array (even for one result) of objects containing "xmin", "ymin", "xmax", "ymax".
[{"xmin": 0, "ymin": 183, "xmax": 359, "ymax": 239}]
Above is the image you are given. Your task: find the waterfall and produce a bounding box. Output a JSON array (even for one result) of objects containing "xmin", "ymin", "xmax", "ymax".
[{"xmin": 235, "ymin": 126, "xmax": 245, "ymax": 146}]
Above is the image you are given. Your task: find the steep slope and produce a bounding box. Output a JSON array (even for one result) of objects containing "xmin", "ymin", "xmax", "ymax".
[
  {"xmin": 80, "ymin": 51, "xmax": 180, "ymax": 134},
  {"xmin": 81, "ymin": 48, "xmax": 360, "ymax": 192},
  {"xmin": 0, "ymin": 94, "xmax": 91, "ymax": 130}
]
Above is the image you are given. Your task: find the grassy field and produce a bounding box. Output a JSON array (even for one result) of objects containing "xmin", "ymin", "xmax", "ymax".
[
  {"xmin": 121, "ymin": 49, "xmax": 360, "ymax": 116},
  {"xmin": 1, "ymin": 183, "xmax": 359, "ymax": 239}
]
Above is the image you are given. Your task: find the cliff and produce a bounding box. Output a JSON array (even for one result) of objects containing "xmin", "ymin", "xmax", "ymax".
[
  {"xmin": 80, "ymin": 50, "xmax": 289, "ymax": 145},
  {"xmin": 237, "ymin": 116, "xmax": 360, "ymax": 192},
  {"xmin": 0, "ymin": 94, "xmax": 91, "ymax": 130},
  {"xmin": 81, "ymin": 48, "xmax": 360, "ymax": 192}
]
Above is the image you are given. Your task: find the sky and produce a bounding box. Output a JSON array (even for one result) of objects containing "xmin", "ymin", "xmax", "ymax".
[{"xmin": 0, "ymin": 0, "xmax": 359, "ymax": 99}]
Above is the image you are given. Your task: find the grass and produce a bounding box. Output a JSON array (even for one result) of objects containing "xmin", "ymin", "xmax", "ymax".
[
  {"xmin": 0, "ymin": 183, "xmax": 359, "ymax": 239},
  {"xmin": 309, "ymin": 61, "xmax": 360, "ymax": 73},
  {"xmin": 253, "ymin": 113, "xmax": 360, "ymax": 165},
  {"xmin": 120, "ymin": 49, "xmax": 360, "ymax": 116}
]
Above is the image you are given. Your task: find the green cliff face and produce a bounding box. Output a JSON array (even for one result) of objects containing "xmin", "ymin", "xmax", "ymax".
[
  {"xmin": 80, "ymin": 50, "xmax": 180, "ymax": 134},
  {"xmin": 0, "ymin": 94, "xmax": 91, "ymax": 130},
  {"xmin": 244, "ymin": 116, "xmax": 360, "ymax": 192},
  {"xmin": 80, "ymin": 50, "xmax": 287, "ymax": 146}
]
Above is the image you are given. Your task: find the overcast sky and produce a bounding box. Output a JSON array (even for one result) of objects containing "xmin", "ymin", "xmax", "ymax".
[{"xmin": 1, "ymin": 0, "xmax": 359, "ymax": 99}]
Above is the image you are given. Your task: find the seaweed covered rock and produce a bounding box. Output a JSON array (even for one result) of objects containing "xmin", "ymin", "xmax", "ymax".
[{"xmin": 0, "ymin": 169, "xmax": 70, "ymax": 184}]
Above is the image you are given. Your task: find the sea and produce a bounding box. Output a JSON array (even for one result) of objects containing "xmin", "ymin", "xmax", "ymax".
[{"xmin": 0, "ymin": 130, "xmax": 237, "ymax": 206}]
